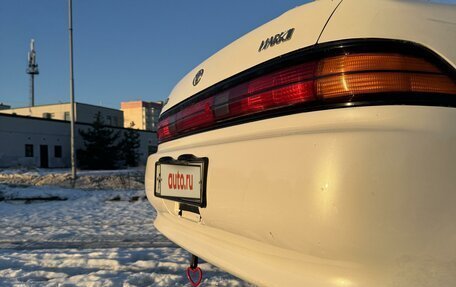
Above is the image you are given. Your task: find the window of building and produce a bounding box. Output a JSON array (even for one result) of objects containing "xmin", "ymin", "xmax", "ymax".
[
  {"xmin": 54, "ymin": 145, "xmax": 62, "ymax": 158},
  {"xmin": 64, "ymin": 112, "xmax": 70, "ymax": 121},
  {"xmin": 113, "ymin": 116, "xmax": 118, "ymax": 126},
  {"xmin": 43, "ymin": 113, "xmax": 52, "ymax": 119},
  {"xmin": 25, "ymin": 144, "xmax": 34, "ymax": 157},
  {"xmin": 106, "ymin": 116, "xmax": 112, "ymax": 125}
]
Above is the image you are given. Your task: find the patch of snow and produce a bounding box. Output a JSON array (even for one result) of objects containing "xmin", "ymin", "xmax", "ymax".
[
  {"xmin": 0, "ymin": 181, "xmax": 252, "ymax": 286},
  {"xmin": 0, "ymin": 168, "xmax": 145, "ymax": 190}
]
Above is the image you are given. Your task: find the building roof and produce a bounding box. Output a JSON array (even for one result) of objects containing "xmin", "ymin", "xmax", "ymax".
[
  {"xmin": 0, "ymin": 112, "xmax": 156, "ymax": 133},
  {"xmin": 4, "ymin": 102, "xmax": 122, "ymax": 113}
]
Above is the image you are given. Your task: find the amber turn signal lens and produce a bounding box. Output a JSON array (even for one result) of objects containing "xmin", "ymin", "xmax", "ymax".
[
  {"xmin": 316, "ymin": 73, "xmax": 456, "ymax": 99},
  {"xmin": 317, "ymin": 53, "xmax": 440, "ymax": 76},
  {"xmin": 316, "ymin": 53, "xmax": 456, "ymax": 99}
]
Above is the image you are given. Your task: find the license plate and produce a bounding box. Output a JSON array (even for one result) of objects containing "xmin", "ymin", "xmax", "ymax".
[{"xmin": 154, "ymin": 156, "xmax": 208, "ymax": 207}]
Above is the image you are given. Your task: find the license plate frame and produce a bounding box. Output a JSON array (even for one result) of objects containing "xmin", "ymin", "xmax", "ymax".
[{"xmin": 154, "ymin": 155, "xmax": 208, "ymax": 207}]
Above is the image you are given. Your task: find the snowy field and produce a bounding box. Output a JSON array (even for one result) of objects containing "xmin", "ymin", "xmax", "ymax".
[{"xmin": 0, "ymin": 170, "xmax": 252, "ymax": 286}]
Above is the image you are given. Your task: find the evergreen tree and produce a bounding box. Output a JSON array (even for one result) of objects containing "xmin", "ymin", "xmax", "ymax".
[
  {"xmin": 119, "ymin": 122, "xmax": 140, "ymax": 167},
  {"xmin": 77, "ymin": 112, "xmax": 121, "ymax": 170}
]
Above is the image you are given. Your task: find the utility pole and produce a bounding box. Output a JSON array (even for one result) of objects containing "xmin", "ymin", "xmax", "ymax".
[
  {"xmin": 26, "ymin": 39, "xmax": 39, "ymax": 107},
  {"xmin": 69, "ymin": 0, "xmax": 77, "ymax": 181}
]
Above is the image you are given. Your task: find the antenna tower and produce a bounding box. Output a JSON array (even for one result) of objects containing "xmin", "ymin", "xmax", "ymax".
[{"xmin": 26, "ymin": 39, "xmax": 39, "ymax": 107}]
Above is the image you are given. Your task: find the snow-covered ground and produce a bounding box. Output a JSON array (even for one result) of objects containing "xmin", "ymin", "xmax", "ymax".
[
  {"xmin": 0, "ymin": 168, "xmax": 145, "ymax": 190},
  {"xmin": 0, "ymin": 172, "xmax": 252, "ymax": 286}
]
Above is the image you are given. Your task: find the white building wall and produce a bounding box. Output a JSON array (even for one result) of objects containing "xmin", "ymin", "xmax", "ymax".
[
  {"xmin": 0, "ymin": 114, "xmax": 156, "ymax": 168},
  {"xmin": 0, "ymin": 115, "xmax": 70, "ymax": 168},
  {"xmin": 75, "ymin": 103, "xmax": 124, "ymax": 127}
]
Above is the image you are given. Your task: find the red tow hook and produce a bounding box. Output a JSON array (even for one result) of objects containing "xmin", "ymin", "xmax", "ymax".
[{"xmin": 186, "ymin": 254, "xmax": 203, "ymax": 287}]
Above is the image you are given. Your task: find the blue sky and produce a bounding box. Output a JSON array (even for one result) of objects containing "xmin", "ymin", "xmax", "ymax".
[{"xmin": 0, "ymin": 0, "xmax": 309, "ymax": 109}]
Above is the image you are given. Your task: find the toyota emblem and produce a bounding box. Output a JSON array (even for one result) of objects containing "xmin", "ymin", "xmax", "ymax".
[{"xmin": 193, "ymin": 69, "xmax": 204, "ymax": 86}]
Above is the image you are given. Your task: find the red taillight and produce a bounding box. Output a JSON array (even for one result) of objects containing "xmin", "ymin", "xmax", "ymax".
[
  {"xmin": 175, "ymin": 97, "xmax": 215, "ymax": 133},
  {"xmin": 247, "ymin": 61, "xmax": 316, "ymax": 94},
  {"xmin": 158, "ymin": 52, "xmax": 456, "ymax": 143},
  {"xmin": 157, "ymin": 117, "xmax": 171, "ymax": 141},
  {"xmin": 227, "ymin": 62, "xmax": 317, "ymax": 119},
  {"xmin": 229, "ymin": 81, "xmax": 315, "ymax": 117},
  {"xmin": 158, "ymin": 62, "xmax": 318, "ymax": 142}
]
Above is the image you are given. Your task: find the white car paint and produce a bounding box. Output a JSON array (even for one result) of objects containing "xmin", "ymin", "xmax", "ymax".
[
  {"xmin": 162, "ymin": 0, "xmax": 343, "ymax": 113},
  {"xmin": 146, "ymin": 1, "xmax": 456, "ymax": 286},
  {"xmin": 319, "ymin": 0, "xmax": 456, "ymax": 67}
]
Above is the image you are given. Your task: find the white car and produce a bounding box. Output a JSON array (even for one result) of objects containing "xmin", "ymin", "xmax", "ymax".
[{"xmin": 145, "ymin": 0, "xmax": 456, "ymax": 286}]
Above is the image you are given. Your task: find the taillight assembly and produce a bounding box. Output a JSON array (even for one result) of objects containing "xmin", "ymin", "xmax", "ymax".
[
  {"xmin": 158, "ymin": 45, "xmax": 456, "ymax": 143},
  {"xmin": 316, "ymin": 54, "xmax": 454, "ymax": 97}
]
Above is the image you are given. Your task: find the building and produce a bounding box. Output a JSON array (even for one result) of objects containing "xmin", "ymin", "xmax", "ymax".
[
  {"xmin": 121, "ymin": 101, "xmax": 163, "ymax": 131},
  {"xmin": 0, "ymin": 103, "xmax": 11, "ymax": 110},
  {"xmin": 0, "ymin": 113, "xmax": 157, "ymax": 168},
  {"xmin": 0, "ymin": 102, "xmax": 124, "ymax": 127}
]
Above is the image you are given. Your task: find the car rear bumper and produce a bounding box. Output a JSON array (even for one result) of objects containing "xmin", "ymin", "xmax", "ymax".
[{"xmin": 145, "ymin": 105, "xmax": 456, "ymax": 287}]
